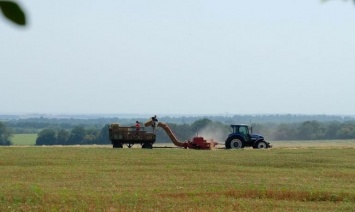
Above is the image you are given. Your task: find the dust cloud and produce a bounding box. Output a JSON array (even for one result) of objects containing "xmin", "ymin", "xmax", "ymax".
[{"xmin": 196, "ymin": 125, "xmax": 227, "ymax": 143}]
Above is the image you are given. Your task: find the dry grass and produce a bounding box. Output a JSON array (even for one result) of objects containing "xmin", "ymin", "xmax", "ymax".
[
  {"xmin": 0, "ymin": 146, "xmax": 354, "ymax": 211},
  {"xmin": 271, "ymin": 139, "xmax": 355, "ymax": 149}
]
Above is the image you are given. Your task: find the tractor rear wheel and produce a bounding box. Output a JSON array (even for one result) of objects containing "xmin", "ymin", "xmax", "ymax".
[
  {"xmin": 256, "ymin": 141, "xmax": 267, "ymax": 149},
  {"xmin": 226, "ymin": 138, "xmax": 243, "ymax": 149}
]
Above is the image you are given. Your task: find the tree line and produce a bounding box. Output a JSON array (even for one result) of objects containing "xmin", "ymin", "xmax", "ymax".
[
  {"xmin": 0, "ymin": 121, "xmax": 12, "ymax": 145},
  {"xmin": 31, "ymin": 119, "xmax": 355, "ymax": 145},
  {"xmin": 4, "ymin": 114, "xmax": 355, "ymax": 134},
  {"xmin": 255, "ymin": 120, "xmax": 355, "ymax": 140},
  {"xmin": 1, "ymin": 119, "xmax": 355, "ymax": 146},
  {"xmin": 35, "ymin": 126, "xmax": 110, "ymax": 145}
]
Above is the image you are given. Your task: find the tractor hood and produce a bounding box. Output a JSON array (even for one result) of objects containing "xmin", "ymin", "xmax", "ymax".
[{"xmin": 251, "ymin": 134, "xmax": 264, "ymax": 140}]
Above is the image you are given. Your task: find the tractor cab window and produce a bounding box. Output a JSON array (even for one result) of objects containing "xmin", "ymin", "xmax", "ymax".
[{"xmin": 239, "ymin": 126, "xmax": 248, "ymax": 135}]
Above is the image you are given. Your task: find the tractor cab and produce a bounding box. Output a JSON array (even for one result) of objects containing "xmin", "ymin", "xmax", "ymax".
[{"xmin": 230, "ymin": 124, "xmax": 252, "ymax": 142}]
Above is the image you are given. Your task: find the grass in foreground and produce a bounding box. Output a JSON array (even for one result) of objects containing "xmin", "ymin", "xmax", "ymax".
[{"xmin": 0, "ymin": 147, "xmax": 354, "ymax": 211}]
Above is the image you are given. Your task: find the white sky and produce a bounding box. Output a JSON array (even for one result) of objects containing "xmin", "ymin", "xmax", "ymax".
[{"xmin": 1, "ymin": 0, "xmax": 355, "ymax": 115}]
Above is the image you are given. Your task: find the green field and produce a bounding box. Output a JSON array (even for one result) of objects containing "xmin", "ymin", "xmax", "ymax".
[
  {"xmin": 0, "ymin": 146, "xmax": 354, "ymax": 211},
  {"xmin": 11, "ymin": 134, "xmax": 37, "ymax": 146}
]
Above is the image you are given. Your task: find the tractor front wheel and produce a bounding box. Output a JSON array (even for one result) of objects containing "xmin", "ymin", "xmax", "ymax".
[{"xmin": 256, "ymin": 141, "xmax": 267, "ymax": 149}]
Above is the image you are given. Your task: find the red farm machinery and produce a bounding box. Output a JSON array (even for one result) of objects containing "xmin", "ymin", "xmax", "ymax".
[{"xmin": 108, "ymin": 119, "xmax": 217, "ymax": 150}]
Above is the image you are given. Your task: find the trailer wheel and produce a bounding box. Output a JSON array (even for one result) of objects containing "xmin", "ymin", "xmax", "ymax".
[
  {"xmin": 142, "ymin": 143, "xmax": 153, "ymax": 149},
  {"xmin": 113, "ymin": 143, "xmax": 123, "ymax": 148},
  {"xmin": 256, "ymin": 141, "xmax": 267, "ymax": 149},
  {"xmin": 226, "ymin": 138, "xmax": 243, "ymax": 149}
]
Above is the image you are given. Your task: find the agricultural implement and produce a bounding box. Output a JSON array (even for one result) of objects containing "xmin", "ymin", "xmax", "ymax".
[{"xmin": 145, "ymin": 120, "xmax": 218, "ymax": 150}]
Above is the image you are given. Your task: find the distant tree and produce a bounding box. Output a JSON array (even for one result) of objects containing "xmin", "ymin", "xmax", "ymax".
[
  {"xmin": 274, "ymin": 123, "xmax": 296, "ymax": 140},
  {"xmin": 0, "ymin": 121, "xmax": 13, "ymax": 145},
  {"xmin": 175, "ymin": 123, "xmax": 194, "ymax": 140},
  {"xmin": 324, "ymin": 122, "xmax": 341, "ymax": 139},
  {"xmin": 297, "ymin": 121, "xmax": 325, "ymax": 140},
  {"xmin": 36, "ymin": 128, "xmax": 57, "ymax": 145},
  {"xmin": 191, "ymin": 118, "xmax": 212, "ymax": 133},
  {"xmin": 251, "ymin": 123, "xmax": 278, "ymax": 141},
  {"xmin": 0, "ymin": 1, "xmax": 26, "ymax": 26},
  {"xmin": 156, "ymin": 123, "xmax": 193, "ymax": 142},
  {"xmin": 83, "ymin": 128, "xmax": 99, "ymax": 144},
  {"xmin": 82, "ymin": 134, "xmax": 97, "ymax": 144},
  {"xmin": 68, "ymin": 126, "xmax": 86, "ymax": 144},
  {"xmin": 335, "ymin": 123, "xmax": 355, "ymax": 139},
  {"xmin": 96, "ymin": 125, "xmax": 110, "ymax": 144},
  {"xmin": 57, "ymin": 129, "xmax": 70, "ymax": 145}
]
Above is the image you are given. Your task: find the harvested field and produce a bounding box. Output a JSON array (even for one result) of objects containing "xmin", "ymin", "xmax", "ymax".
[{"xmin": 1, "ymin": 142, "xmax": 355, "ymax": 211}]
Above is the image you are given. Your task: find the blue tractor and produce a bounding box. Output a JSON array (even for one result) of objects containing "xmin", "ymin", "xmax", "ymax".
[{"xmin": 225, "ymin": 124, "xmax": 272, "ymax": 149}]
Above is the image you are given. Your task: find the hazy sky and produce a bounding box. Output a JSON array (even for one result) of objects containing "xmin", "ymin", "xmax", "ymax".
[{"xmin": 1, "ymin": 0, "xmax": 355, "ymax": 115}]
